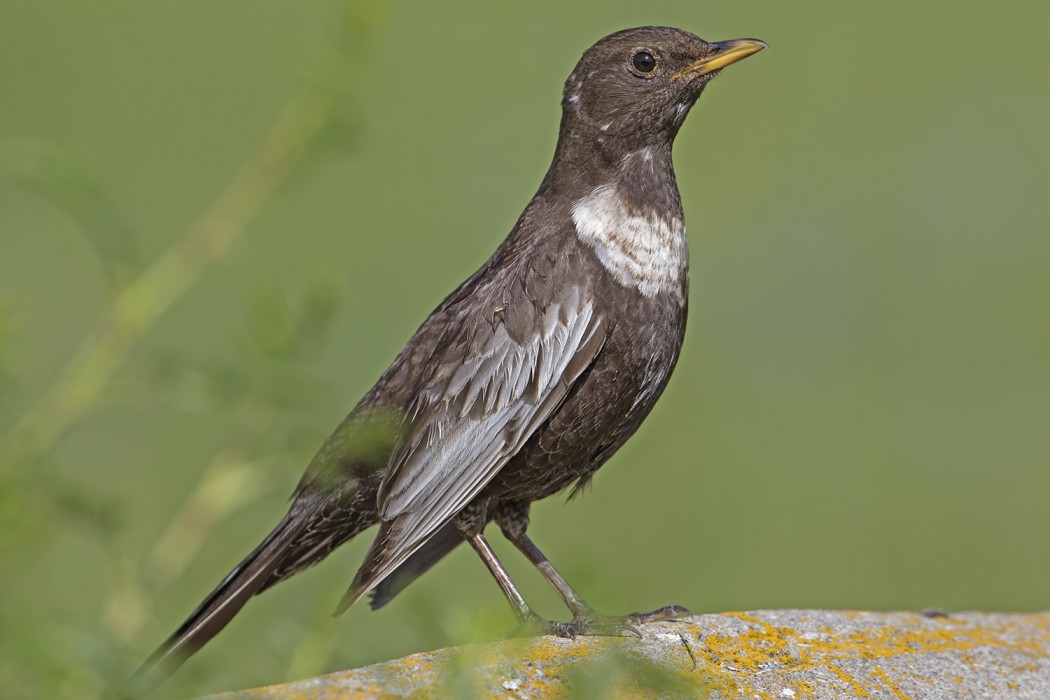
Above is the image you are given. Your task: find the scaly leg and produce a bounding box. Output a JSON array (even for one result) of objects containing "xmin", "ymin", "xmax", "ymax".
[{"xmin": 495, "ymin": 501, "xmax": 690, "ymax": 632}]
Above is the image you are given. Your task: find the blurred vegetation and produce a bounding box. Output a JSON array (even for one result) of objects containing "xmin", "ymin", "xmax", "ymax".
[{"xmin": 1, "ymin": 0, "xmax": 1048, "ymax": 698}]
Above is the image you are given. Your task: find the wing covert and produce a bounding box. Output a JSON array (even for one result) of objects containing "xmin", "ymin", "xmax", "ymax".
[{"xmin": 348, "ymin": 285, "xmax": 605, "ymax": 603}]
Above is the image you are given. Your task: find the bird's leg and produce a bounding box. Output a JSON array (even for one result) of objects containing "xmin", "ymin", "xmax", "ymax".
[
  {"xmin": 495, "ymin": 501, "xmax": 691, "ymax": 631},
  {"xmin": 453, "ymin": 500, "xmax": 537, "ymax": 622},
  {"xmin": 494, "ymin": 501, "xmax": 592, "ymax": 618},
  {"xmin": 455, "ymin": 503, "xmax": 608, "ymax": 638},
  {"xmin": 462, "ymin": 529, "xmax": 534, "ymax": 621},
  {"xmin": 460, "ymin": 529, "xmax": 635, "ymax": 638}
]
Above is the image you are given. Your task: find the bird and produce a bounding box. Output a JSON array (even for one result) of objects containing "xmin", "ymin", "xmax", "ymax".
[{"xmin": 135, "ymin": 25, "xmax": 766, "ymax": 690}]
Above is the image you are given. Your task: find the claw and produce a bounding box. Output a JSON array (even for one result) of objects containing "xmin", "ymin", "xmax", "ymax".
[
  {"xmin": 518, "ymin": 613, "xmax": 579, "ymax": 639},
  {"xmin": 614, "ymin": 624, "xmax": 641, "ymax": 637}
]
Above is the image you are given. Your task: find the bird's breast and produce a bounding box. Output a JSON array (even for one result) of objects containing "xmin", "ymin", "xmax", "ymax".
[{"xmin": 570, "ymin": 184, "xmax": 688, "ymax": 302}]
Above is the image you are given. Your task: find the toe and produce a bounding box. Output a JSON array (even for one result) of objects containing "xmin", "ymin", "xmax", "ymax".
[
  {"xmin": 570, "ymin": 615, "xmax": 641, "ymax": 638},
  {"xmin": 627, "ymin": 604, "xmax": 692, "ymax": 625}
]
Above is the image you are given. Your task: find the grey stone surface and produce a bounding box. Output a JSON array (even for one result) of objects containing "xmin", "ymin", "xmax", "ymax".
[{"xmin": 206, "ymin": 610, "xmax": 1050, "ymax": 699}]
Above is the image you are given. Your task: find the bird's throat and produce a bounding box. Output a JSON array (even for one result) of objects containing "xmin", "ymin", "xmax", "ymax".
[{"xmin": 571, "ymin": 182, "xmax": 688, "ymax": 301}]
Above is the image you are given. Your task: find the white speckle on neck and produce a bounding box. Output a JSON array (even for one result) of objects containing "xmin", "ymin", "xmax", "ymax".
[
  {"xmin": 620, "ymin": 147, "xmax": 658, "ymax": 177},
  {"xmin": 571, "ymin": 184, "xmax": 687, "ymax": 300},
  {"xmin": 567, "ymin": 74, "xmax": 584, "ymax": 106}
]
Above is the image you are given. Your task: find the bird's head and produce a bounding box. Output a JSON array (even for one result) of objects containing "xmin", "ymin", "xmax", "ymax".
[{"xmin": 560, "ymin": 26, "xmax": 766, "ymax": 154}]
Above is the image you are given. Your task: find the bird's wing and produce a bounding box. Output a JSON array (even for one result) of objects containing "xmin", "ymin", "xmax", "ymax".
[{"xmin": 339, "ymin": 284, "xmax": 605, "ymax": 609}]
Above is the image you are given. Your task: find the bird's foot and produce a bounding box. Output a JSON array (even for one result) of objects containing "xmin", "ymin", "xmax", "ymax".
[
  {"xmin": 519, "ymin": 604, "xmax": 689, "ymax": 639},
  {"xmin": 625, "ymin": 604, "xmax": 692, "ymax": 625},
  {"xmin": 519, "ymin": 611, "xmax": 640, "ymax": 639}
]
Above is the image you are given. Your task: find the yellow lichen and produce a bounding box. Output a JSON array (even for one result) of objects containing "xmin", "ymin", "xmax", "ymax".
[
  {"xmin": 235, "ymin": 613, "xmax": 1050, "ymax": 700},
  {"xmin": 870, "ymin": 667, "xmax": 909, "ymax": 700}
]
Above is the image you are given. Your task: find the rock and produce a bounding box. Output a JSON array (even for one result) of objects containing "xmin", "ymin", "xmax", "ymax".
[{"xmin": 204, "ymin": 610, "xmax": 1050, "ymax": 699}]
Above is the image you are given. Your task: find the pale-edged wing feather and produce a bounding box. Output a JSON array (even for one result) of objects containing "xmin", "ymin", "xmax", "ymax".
[{"xmin": 344, "ymin": 285, "xmax": 605, "ymax": 605}]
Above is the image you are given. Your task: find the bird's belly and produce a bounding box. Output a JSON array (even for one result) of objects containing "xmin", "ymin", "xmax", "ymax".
[{"xmin": 484, "ymin": 293, "xmax": 686, "ymax": 503}]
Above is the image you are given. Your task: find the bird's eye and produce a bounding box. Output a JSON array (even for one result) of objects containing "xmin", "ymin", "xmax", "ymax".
[{"xmin": 630, "ymin": 50, "xmax": 657, "ymax": 76}]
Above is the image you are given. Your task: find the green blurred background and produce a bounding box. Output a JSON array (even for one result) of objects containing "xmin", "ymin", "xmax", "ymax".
[{"xmin": 1, "ymin": 0, "xmax": 1048, "ymax": 697}]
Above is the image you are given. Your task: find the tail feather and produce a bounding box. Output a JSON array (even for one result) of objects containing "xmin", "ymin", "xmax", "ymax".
[
  {"xmin": 368, "ymin": 522, "xmax": 463, "ymax": 610},
  {"xmin": 128, "ymin": 512, "xmax": 308, "ymax": 695}
]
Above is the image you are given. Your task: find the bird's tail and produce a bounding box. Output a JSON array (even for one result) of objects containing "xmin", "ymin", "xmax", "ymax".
[{"xmin": 127, "ymin": 510, "xmax": 308, "ymax": 696}]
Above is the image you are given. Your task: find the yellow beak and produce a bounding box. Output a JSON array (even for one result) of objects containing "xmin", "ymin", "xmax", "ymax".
[{"xmin": 672, "ymin": 38, "xmax": 769, "ymax": 80}]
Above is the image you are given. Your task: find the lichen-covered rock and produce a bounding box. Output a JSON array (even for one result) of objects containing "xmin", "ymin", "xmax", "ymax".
[{"xmin": 205, "ymin": 610, "xmax": 1050, "ymax": 699}]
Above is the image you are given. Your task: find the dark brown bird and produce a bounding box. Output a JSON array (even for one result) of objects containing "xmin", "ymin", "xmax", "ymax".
[{"xmin": 136, "ymin": 25, "xmax": 766, "ymax": 689}]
